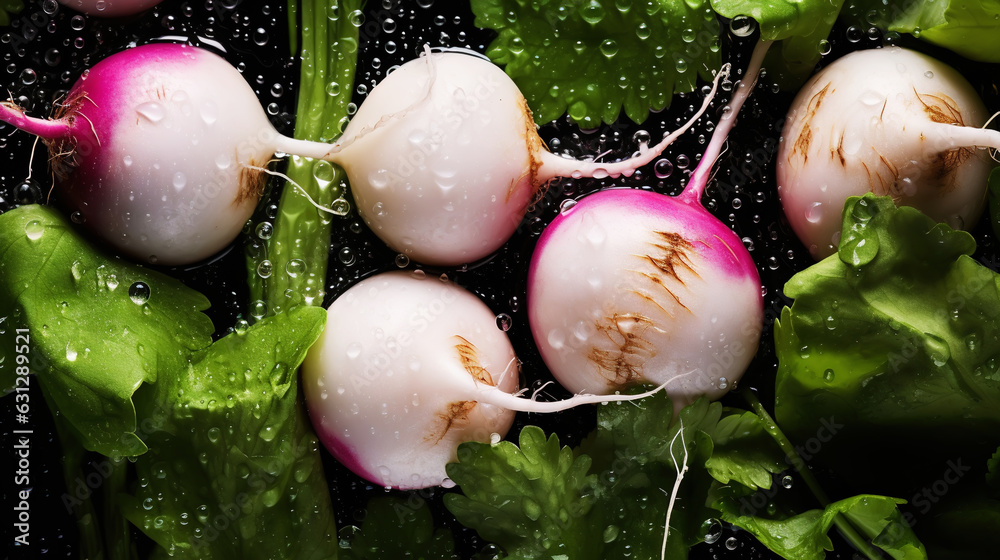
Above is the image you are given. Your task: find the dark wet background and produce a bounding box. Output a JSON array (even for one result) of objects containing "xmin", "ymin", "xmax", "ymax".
[{"xmin": 2, "ymin": 0, "xmax": 998, "ymax": 558}]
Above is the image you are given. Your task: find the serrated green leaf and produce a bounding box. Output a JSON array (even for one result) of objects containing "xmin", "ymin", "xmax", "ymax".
[
  {"xmin": 472, "ymin": 0, "xmax": 721, "ymax": 127},
  {"xmin": 445, "ymin": 426, "xmax": 597, "ymax": 559},
  {"xmin": 120, "ymin": 306, "xmax": 338, "ymax": 560},
  {"xmin": 0, "ymin": 205, "xmax": 213, "ymax": 457}
]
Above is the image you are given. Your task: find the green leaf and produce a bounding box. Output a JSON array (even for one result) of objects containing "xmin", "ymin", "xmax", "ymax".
[
  {"xmin": 448, "ymin": 391, "xmax": 790, "ymax": 559},
  {"xmin": 471, "ymin": 0, "xmax": 722, "ymax": 127},
  {"xmin": 341, "ymin": 496, "xmax": 457, "ymax": 560},
  {"xmin": 775, "ymin": 195, "xmax": 1000, "ymax": 451},
  {"xmin": 852, "ymin": 0, "xmax": 1000, "ymax": 63},
  {"xmin": 710, "ymin": 0, "xmax": 845, "ymax": 86},
  {"xmin": 704, "ymin": 410, "xmax": 787, "ymax": 489},
  {"xmin": 989, "ymin": 447, "xmax": 1000, "ymax": 493},
  {"xmin": 0, "ymin": 0, "xmax": 24, "ymax": 27},
  {"xmin": 717, "ymin": 493, "xmax": 924, "ymax": 560},
  {"xmin": 0, "ymin": 205, "xmax": 213, "ymax": 457},
  {"xmin": 120, "ymin": 306, "xmax": 338, "ymax": 560},
  {"xmin": 445, "ymin": 426, "xmax": 599, "ymax": 559}
]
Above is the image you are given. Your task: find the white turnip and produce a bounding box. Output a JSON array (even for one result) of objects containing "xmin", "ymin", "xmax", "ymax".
[
  {"xmin": 301, "ymin": 270, "xmax": 666, "ymax": 489},
  {"xmin": 777, "ymin": 47, "xmax": 999, "ymax": 259},
  {"xmin": 527, "ymin": 42, "xmax": 772, "ymax": 412},
  {"xmin": 0, "ymin": 43, "xmax": 330, "ymax": 265},
  {"xmin": 322, "ymin": 50, "xmax": 728, "ymax": 266}
]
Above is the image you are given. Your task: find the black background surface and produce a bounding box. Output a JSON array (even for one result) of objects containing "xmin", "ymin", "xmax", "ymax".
[{"xmin": 2, "ymin": 0, "xmax": 998, "ymax": 558}]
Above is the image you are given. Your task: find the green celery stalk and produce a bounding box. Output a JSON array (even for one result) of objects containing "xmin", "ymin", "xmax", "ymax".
[{"xmin": 250, "ymin": 0, "xmax": 362, "ymax": 313}]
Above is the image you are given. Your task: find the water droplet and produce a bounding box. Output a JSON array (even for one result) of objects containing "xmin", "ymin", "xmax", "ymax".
[
  {"xmin": 172, "ymin": 172, "xmax": 187, "ymax": 191},
  {"xmin": 823, "ymin": 369, "xmax": 835, "ymax": 382},
  {"xmin": 257, "ymin": 260, "xmax": 273, "ymax": 278},
  {"xmin": 603, "ymin": 524, "xmax": 620, "ymax": 543},
  {"xmin": 285, "ymin": 259, "xmax": 306, "ymax": 277},
  {"xmin": 200, "ymin": 102, "xmax": 218, "ymax": 125},
  {"xmin": 579, "ymin": 0, "xmax": 605, "ymax": 24},
  {"xmin": 394, "ymin": 254, "xmax": 409, "ymax": 268},
  {"xmin": 489, "ymin": 432, "xmax": 502, "ymax": 445},
  {"xmin": 599, "ymin": 39, "xmax": 618, "ymax": 57},
  {"xmin": 207, "ymin": 427, "xmax": 220, "ymax": 443},
  {"xmin": 66, "ymin": 343, "xmax": 78, "ymax": 362},
  {"xmin": 805, "ymin": 202, "xmax": 823, "ymax": 223},
  {"xmin": 129, "ymin": 282, "xmax": 151, "ymax": 305},
  {"xmin": 250, "ymin": 300, "xmax": 267, "ymax": 319},
  {"xmin": 256, "ymin": 222, "xmax": 273, "ymax": 240},
  {"xmin": 725, "ymin": 536, "xmax": 738, "ymax": 550},
  {"xmin": 559, "ymin": 199, "xmax": 577, "ymax": 214},
  {"xmin": 717, "ymin": 377, "xmax": 728, "ymax": 390},
  {"xmin": 781, "ymin": 475, "xmax": 794, "ymax": 489},
  {"xmin": 496, "ymin": 313, "xmax": 513, "ymax": 332},
  {"xmin": 654, "ymin": 158, "xmax": 673, "ymax": 178},
  {"xmin": 20, "ymin": 68, "xmax": 37, "ymax": 86},
  {"xmin": 136, "ymin": 102, "xmax": 165, "ymax": 123},
  {"xmin": 729, "ymin": 16, "xmax": 756, "ymax": 37},
  {"xmin": 702, "ymin": 518, "xmax": 723, "ymax": 544},
  {"xmin": 24, "ymin": 220, "xmax": 44, "ymax": 241}
]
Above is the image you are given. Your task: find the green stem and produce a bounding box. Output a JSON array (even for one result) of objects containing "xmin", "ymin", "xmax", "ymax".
[
  {"xmin": 42, "ymin": 387, "xmax": 105, "ymax": 560},
  {"xmin": 249, "ymin": 0, "xmax": 361, "ymax": 315},
  {"xmin": 743, "ymin": 390, "xmax": 885, "ymax": 560},
  {"xmin": 104, "ymin": 457, "xmax": 135, "ymax": 560}
]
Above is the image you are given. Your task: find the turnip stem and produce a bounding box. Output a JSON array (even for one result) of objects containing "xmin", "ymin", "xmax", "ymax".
[
  {"xmin": 535, "ymin": 64, "xmax": 729, "ymax": 184},
  {"xmin": 743, "ymin": 390, "xmax": 886, "ymax": 560},
  {"xmin": 0, "ymin": 101, "xmax": 71, "ymax": 140},
  {"xmin": 679, "ymin": 40, "xmax": 772, "ymax": 205}
]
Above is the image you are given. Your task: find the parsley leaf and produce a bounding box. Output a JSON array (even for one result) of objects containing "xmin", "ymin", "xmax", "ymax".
[
  {"xmin": 120, "ymin": 305, "xmax": 338, "ymax": 559},
  {"xmin": 471, "ymin": 0, "xmax": 722, "ymax": 126},
  {"xmin": 0, "ymin": 205, "xmax": 213, "ymax": 457},
  {"xmin": 447, "ymin": 389, "xmax": 925, "ymax": 559},
  {"xmin": 445, "ymin": 426, "xmax": 598, "ymax": 558},
  {"xmin": 447, "ymin": 393, "xmax": 787, "ymax": 559}
]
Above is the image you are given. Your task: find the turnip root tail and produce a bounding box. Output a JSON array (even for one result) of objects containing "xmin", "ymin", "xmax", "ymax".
[
  {"xmin": 469, "ymin": 378, "xmax": 675, "ymax": 413},
  {"xmin": 0, "ymin": 100, "xmax": 73, "ymax": 141},
  {"xmin": 679, "ymin": 40, "xmax": 772, "ymax": 205},
  {"xmin": 534, "ymin": 63, "xmax": 732, "ymax": 183},
  {"xmin": 921, "ymin": 121, "xmax": 1000, "ymax": 157},
  {"xmin": 661, "ymin": 421, "xmax": 689, "ymax": 560}
]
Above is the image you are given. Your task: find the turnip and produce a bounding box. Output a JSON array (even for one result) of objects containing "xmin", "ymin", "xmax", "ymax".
[
  {"xmin": 777, "ymin": 46, "xmax": 999, "ymax": 259},
  {"xmin": 56, "ymin": 0, "xmax": 164, "ymax": 18},
  {"xmin": 320, "ymin": 50, "xmax": 729, "ymax": 266},
  {"xmin": 527, "ymin": 42, "xmax": 772, "ymax": 412},
  {"xmin": 300, "ymin": 270, "xmax": 666, "ymax": 489},
  {"xmin": 0, "ymin": 43, "xmax": 331, "ymax": 265}
]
